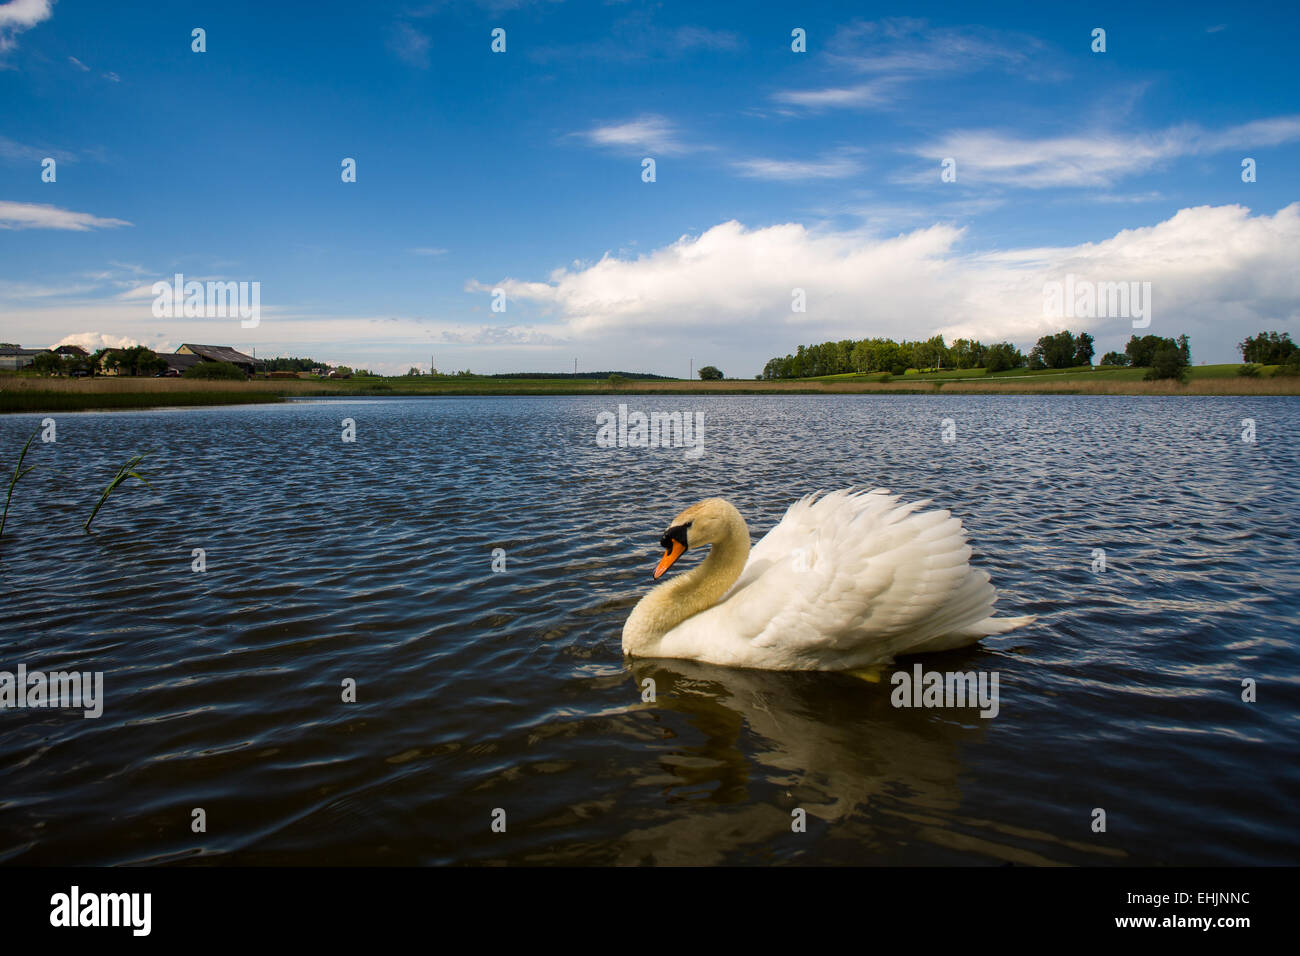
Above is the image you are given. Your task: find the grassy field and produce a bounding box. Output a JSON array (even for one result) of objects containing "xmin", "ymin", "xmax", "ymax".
[{"xmin": 3, "ymin": 363, "xmax": 1298, "ymax": 413}]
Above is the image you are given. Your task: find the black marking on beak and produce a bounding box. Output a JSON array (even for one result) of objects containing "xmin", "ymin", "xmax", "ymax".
[{"xmin": 659, "ymin": 522, "xmax": 690, "ymax": 551}]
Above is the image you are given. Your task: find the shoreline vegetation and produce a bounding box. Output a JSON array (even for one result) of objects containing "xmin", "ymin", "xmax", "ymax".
[{"xmin": 2, "ymin": 363, "xmax": 1299, "ymax": 413}]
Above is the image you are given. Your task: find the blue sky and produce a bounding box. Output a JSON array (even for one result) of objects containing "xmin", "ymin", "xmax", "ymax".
[{"xmin": 2, "ymin": 0, "xmax": 1298, "ymax": 374}]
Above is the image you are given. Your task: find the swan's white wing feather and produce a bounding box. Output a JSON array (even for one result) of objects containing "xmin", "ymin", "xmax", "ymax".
[{"xmin": 658, "ymin": 489, "xmax": 1032, "ymax": 670}]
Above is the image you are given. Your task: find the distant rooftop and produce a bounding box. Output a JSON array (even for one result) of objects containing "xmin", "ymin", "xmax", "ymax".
[{"xmin": 178, "ymin": 344, "xmax": 257, "ymax": 365}]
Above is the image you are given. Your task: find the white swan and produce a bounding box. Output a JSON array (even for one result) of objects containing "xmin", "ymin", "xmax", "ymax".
[{"xmin": 622, "ymin": 489, "xmax": 1034, "ymax": 671}]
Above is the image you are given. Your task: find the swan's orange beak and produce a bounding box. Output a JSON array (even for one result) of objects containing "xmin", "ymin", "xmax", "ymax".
[{"xmin": 653, "ymin": 539, "xmax": 686, "ymax": 580}]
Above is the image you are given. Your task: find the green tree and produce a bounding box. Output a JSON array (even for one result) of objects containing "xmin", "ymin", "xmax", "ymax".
[
  {"xmin": 1125, "ymin": 334, "xmax": 1168, "ymax": 367},
  {"xmin": 984, "ymin": 342, "xmax": 1025, "ymax": 373},
  {"xmin": 1073, "ymin": 332, "xmax": 1095, "ymax": 366},
  {"xmin": 100, "ymin": 345, "xmax": 165, "ymax": 376},
  {"xmin": 31, "ymin": 352, "xmax": 69, "ymax": 376},
  {"xmin": 1238, "ymin": 331, "xmax": 1297, "ymax": 365},
  {"xmin": 1099, "ymin": 351, "xmax": 1130, "ymax": 366},
  {"xmin": 950, "ymin": 338, "xmax": 986, "ymax": 369},
  {"xmin": 1032, "ymin": 330, "xmax": 1077, "ymax": 369},
  {"xmin": 698, "ymin": 365, "xmax": 724, "ymax": 380},
  {"xmin": 1145, "ymin": 344, "xmax": 1189, "ymax": 382}
]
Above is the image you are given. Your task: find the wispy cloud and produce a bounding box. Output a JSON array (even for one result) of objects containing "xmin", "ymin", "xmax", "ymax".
[
  {"xmin": 67, "ymin": 54, "xmax": 88, "ymax": 71},
  {"xmin": 827, "ymin": 17, "xmax": 1042, "ymax": 75},
  {"xmin": 102, "ymin": 70, "xmax": 119, "ymax": 82},
  {"xmin": 0, "ymin": 134, "xmax": 75, "ymax": 163},
  {"xmin": 771, "ymin": 80, "xmax": 896, "ymax": 111},
  {"xmin": 388, "ymin": 21, "xmax": 430, "ymax": 68},
  {"xmin": 0, "ymin": 201, "xmax": 131, "ymax": 231},
  {"xmin": 410, "ymin": 247, "xmax": 448, "ymax": 256},
  {"xmin": 577, "ymin": 114, "xmax": 701, "ymax": 155},
  {"xmin": 732, "ymin": 149, "xmax": 865, "ymax": 181},
  {"xmin": 0, "ymin": 0, "xmax": 54, "ymax": 53},
  {"xmin": 913, "ymin": 116, "xmax": 1300, "ymax": 188},
  {"xmin": 771, "ymin": 19, "xmax": 1048, "ymax": 113}
]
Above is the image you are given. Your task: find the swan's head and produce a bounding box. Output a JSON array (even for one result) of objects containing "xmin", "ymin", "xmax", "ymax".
[{"xmin": 652, "ymin": 497, "xmax": 743, "ymax": 580}]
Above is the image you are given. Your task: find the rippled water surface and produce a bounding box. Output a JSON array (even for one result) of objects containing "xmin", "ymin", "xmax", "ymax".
[{"xmin": 1, "ymin": 396, "xmax": 1297, "ymax": 865}]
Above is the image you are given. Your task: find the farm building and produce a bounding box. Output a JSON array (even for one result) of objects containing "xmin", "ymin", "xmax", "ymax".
[
  {"xmin": 176, "ymin": 344, "xmax": 260, "ymax": 375},
  {"xmin": 0, "ymin": 346, "xmax": 46, "ymax": 371},
  {"xmin": 159, "ymin": 353, "xmax": 203, "ymax": 376}
]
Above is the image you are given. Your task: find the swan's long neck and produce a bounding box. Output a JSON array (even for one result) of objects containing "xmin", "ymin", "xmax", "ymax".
[{"xmin": 622, "ymin": 511, "xmax": 750, "ymax": 656}]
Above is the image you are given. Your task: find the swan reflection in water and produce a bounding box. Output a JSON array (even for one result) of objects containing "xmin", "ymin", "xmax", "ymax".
[{"xmin": 617, "ymin": 657, "xmax": 1120, "ymax": 866}]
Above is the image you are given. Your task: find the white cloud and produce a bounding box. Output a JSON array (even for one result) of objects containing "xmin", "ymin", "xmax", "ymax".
[
  {"xmin": 771, "ymin": 81, "xmax": 895, "ymax": 110},
  {"xmin": 53, "ymin": 331, "xmax": 164, "ymax": 353},
  {"xmin": 0, "ymin": 0, "xmax": 53, "ymax": 52},
  {"xmin": 0, "ymin": 201, "xmax": 130, "ymax": 230},
  {"xmin": 410, "ymin": 247, "xmax": 448, "ymax": 256},
  {"xmin": 10, "ymin": 207, "xmax": 1297, "ymax": 373},
  {"xmin": 102, "ymin": 70, "xmax": 119, "ymax": 82},
  {"xmin": 578, "ymin": 115, "xmax": 699, "ymax": 155},
  {"xmin": 67, "ymin": 54, "xmax": 88, "ymax": 71},
  {"xmin": 483, "ymin": 204, "xmax": 1300, "ymax": 366},
  {"xmin": 914, "ymin": 115, "xmax": 1300, "ymax": 188},
  {"xmin": 1195, "ymin": 115, "xmax": 1300, "ymax": 151}
]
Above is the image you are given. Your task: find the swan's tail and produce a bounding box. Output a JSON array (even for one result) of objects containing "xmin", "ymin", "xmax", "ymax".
[{"xmin": 968, "ymin": 613, "xmax": 1037, "ymax": 636}]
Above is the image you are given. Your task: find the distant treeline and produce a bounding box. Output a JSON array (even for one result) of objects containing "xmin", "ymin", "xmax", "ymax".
[
  {"xmin": 760, "ymin": 329, "xmax": 1211, "ymax": 380},
  {"xmin": 1239, "ymin": 331, "xmax": 1298, "ymax": 365},
  {"xmin": 262, "ymin": 357, "xmax": 320, "ymax": 372},
  {"xmin": 761, "ymin": 335, "xmax": 1041, "ymax": 379},
  {"xmin": 486, "ymin": 371, "xmax": 676, "ymax": 380}
]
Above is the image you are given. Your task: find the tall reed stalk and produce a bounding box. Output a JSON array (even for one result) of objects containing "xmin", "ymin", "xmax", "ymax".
[
  {"xmin": 85, "ymin": 453, "xmax": 151, "ymax": 532},
  {"xmin": 0, "ymin": 425, "xmax": 39, "ymax": 541}
]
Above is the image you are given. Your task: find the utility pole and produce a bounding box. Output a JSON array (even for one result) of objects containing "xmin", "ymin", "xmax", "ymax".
[
  {"xmin": 689, "ymin": 358, "xmax": 693, "ymax": 380},
  {"xmin": 574, "ymin": 357, "xmax": 578, "ymax": 374}
]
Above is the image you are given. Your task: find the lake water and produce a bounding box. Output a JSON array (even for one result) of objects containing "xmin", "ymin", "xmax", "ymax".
[{"xmin": 1, "ymin": 395, "xmax": 1297, "ymax": 865}]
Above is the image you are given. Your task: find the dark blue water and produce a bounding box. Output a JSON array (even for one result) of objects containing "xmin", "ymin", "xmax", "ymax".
[{"xmin": 1, "ymin": 396, "xmax": 1296, "ymax": 865}]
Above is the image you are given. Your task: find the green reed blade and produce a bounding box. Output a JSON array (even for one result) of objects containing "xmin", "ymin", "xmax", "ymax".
[
  {"xmin": 84, "ymin": 453, "xmax": 150, "ymax": 532},
  {"xmin": 0, "ymin": 425, "xmax": 40, "ymax": 542}
]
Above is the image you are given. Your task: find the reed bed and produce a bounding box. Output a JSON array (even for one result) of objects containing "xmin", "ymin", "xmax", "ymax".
[
  {"xmin": 0, "ymin": 388, "xmax": 290, "ymax": 413},
  {"xmin": 3, "ymin": 369, "xmax": 1297, "ymax": 413}
]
